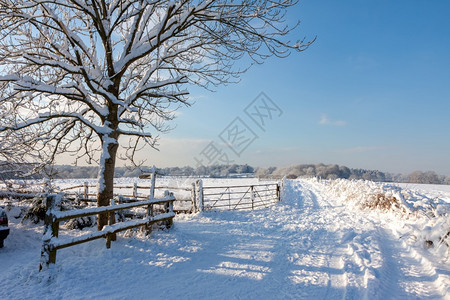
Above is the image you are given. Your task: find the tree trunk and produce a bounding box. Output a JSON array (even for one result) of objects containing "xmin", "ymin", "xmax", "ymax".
[{"xmin": 97, "ymin": 135, "xmax": 119, "ymax": 230}]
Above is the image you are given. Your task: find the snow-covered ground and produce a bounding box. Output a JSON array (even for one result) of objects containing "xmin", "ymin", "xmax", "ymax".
[{"xmin": 0, "ymin": 178, "xmax": 449, "ymax": 299}]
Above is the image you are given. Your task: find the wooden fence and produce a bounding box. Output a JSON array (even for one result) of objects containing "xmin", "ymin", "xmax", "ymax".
[
  {"xmin": 39, "ymin": 191, "xmax": 175, "ymax": 270},
  {"xmin": 39, "ymin": 167, "xmax": 175, "ymax": 270},
  {"xmin": 60, "ymin": 182, "xmax": 189, "ymax": 199},
  {"xmin": 2, "ymin": 170, "xmax": 283, "ymax": 271},
  {"xmin": 60, "ymin": 182, "xmax": 192, "ymax": 213},
  {"xmin": 1, "ymin": 177, "xmax": 282, "ymax": 214}
]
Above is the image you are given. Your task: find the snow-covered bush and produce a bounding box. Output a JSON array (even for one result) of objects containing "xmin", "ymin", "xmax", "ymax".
[
  {"xmin": 21, "ymin": 194, "xmax": 47, "ymax": 224},
  {"xmin": 64, "ymin": 216, "xmax": 96, "ymax": 230},
  {"xmin": 325, "ymin": 179, "xmax": 450, "ymax": 256},
  {"xmin": 326, "ymin": 179, "xmax": 412, "ymax": 216}
]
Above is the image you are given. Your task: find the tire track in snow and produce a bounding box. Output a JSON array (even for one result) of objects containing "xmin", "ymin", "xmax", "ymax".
[
  {"xmin": 374, "ymin": 227, "xmax": 447, "ymax": 299},
  {"xmin": 294, "ymin": 179, "xmax": 361, "ymax": 299},
  {"xmin": 299, "ymin": 178, "xmax": 449, "ymax": 300},
  {"xmin": 301, "ymin": 180, "xmax": 366, "ymax": 299},
  {"xmin": 281, "ymin": 179, "xmax": 349, "ymax": 299}
]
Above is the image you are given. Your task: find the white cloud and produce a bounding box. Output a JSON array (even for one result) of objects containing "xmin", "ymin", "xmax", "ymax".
[{"xmin": 319, "ymin": 114, "xmax": 347, "ymax": 126}]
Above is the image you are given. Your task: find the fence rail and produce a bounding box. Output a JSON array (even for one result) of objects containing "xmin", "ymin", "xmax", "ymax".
[{"xmin": 60, "ymin": 182, "xmax": 191, "ymax": 208}]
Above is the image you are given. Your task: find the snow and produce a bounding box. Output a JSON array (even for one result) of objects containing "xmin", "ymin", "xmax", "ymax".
[{"xmin": 0, "ymin": 178, "xmax": 449, "ymax": 299}]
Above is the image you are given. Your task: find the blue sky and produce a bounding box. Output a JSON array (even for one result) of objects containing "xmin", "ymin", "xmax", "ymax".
[{"xmin": 143, "ymin": 0, "xmax": 450, "ymax": 175}]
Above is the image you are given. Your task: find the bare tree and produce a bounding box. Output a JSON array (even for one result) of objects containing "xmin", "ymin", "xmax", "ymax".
[
  {"xmin": 0, "ymin": 0, "xmax": 313, "ymax": 229},
  {"xmin": 0, "ymin": 129, "xmax": 39, "ymax": 180}
]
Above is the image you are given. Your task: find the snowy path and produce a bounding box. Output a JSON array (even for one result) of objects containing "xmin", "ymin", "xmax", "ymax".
[{"xmin": 0, "ymin": 179, "xmax": 449, "ymax": 299}]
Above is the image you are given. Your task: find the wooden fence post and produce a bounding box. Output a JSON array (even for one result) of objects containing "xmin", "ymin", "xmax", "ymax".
[
  {"xmin": 164, "ymin": 190, "xmax": 174, "ymax": 228},
  {"xmin": 196, "ymin": 179, "xmax": 203, "ymax": 212},
  {"xmin": 280, "ymin": 177, "xmax": 286, "ymax": 202},
  {"xmin": 276, "ymin": 183, "xmax": 281, "ymax": 202},
  {"xmin": 150, "ymin": 167, "xmax": 156, "ymax": 199},
  {"xmin": 84, "ymin": 182, "xmax": 88, "ymax": 199},
  {"xmin": 145, "ymin": 167, "xmax": 158, "ymax": 234},
  {"xmin": 191, "ymin": 182, "xmax": 197, "ymax": 213},
  {"xmin": 250, "ymin": 185, "xmax": 254, "ymax": 210},
  {"xmin": 106, "ymin": 198, "xmax": 117, "ymax": 248},
  {"xmin": 146, "ymin": 195, "xmax": 154, "ymax": 235},
  {"xmin": 133, "ymin": 183, "xmax": 138, "ymax": 199},
  {"xmin": 39, "ymin": 194, "xmax": 61, "ymax": 271}
]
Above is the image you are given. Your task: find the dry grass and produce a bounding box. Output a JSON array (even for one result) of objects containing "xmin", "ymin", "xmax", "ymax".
[{"xmin": 360, "ymin": 193, "xmax": 403, "ymax": 211}]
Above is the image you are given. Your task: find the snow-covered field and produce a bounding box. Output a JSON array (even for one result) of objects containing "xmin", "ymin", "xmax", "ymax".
[{"xmin": 0, "ymin": 178, "xmax": 449, "ymax": 299}]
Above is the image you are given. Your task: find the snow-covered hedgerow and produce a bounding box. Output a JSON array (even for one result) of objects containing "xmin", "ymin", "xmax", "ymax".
[
  {"xmin": 325, "ymin": 179, "xmax": 412, "ymax": 216},
  {"xmin": 324, "ymin": 179, "xmax": 450, "ymax": 258}
]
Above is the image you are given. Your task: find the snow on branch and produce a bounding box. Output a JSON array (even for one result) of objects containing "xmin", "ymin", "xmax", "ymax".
[{"xmin": 0, "ymin": 0, "xmax": 312, "ymax": 167}]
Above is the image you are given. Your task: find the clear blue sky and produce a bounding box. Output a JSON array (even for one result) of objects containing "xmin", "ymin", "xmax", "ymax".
[{"xmin": 142, "ymin": 0, "xmax": 450, "ymax": 175}]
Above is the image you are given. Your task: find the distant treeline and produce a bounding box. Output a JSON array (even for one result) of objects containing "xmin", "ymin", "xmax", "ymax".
[
  {"xmin": 0, "ymin": 163, "xmax": 255, "ymax": 180},
  {"xmin": 44, "ymin": 164, "xmax": 255, "ymax": 179},
  {"xmin": 257, "ymin": 164, "xmax": 450, "ymax": 185},
  {"xmin": 1, "ymin": 162, "xmax": 449, "ymax": 185}
]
